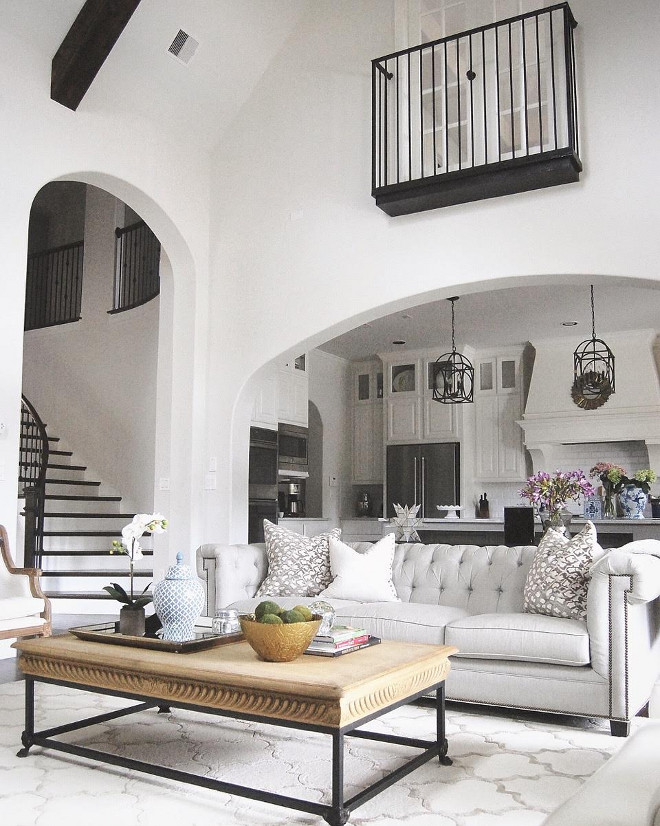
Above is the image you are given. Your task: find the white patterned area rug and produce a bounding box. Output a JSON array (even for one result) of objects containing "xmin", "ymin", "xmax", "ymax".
[{"xmin": 0, "ymin": 681, "xmax": 645, "ymax": 826}]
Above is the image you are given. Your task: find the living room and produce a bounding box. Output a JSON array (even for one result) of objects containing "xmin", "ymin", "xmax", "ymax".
[{"xmin": 1, "ymin": 0, "xmax": 659, "ymax": 824}]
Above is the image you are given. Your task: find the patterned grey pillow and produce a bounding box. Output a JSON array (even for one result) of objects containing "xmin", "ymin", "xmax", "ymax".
[
  {"xmin": 255, "ymin": 521, "xmax": 341, "ymax": 598},
  {"xmin": 523, "ymin": 521, "xmax": 599, "ymax": 621}
]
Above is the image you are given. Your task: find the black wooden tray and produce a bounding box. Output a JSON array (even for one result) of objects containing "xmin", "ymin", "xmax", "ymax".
[{"xmin": 68, "ymin": 623, "xmax": 243, "ymax": 653}]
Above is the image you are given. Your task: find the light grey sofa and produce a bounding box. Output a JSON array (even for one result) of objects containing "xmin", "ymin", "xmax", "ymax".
[{"xmin": 196, "ymin": 540, "xmax": 660, "ymax": 736}]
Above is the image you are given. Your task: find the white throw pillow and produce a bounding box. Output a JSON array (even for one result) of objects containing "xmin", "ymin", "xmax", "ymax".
[{"xmin": 318, "ymin": 533, "xmax": 400, "ymax": 602}]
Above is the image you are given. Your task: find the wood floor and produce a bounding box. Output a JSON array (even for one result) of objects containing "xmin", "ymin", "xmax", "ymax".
[{"xmin": 0, "ymin": 613, "xmax": 112, "ymax": 684}]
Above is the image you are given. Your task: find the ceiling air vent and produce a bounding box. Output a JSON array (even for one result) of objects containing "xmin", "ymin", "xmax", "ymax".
[{"xmin": 168, "ymin": 29, "xmax": 199, "ymax": 65}]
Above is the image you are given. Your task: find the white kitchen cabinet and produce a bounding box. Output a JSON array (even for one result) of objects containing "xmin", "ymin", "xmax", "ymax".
[
  {"xmin": 277, "ymin": 356, "xmax": 308, "ymax": 427},
  {"xmin": 251, "ymin": 370, "xmax": 278, "ymax": 430},
  {"xmin": 387, "ymin": 396, "xmax": 420, "ymax": 441},
  {"xmin": 380, "ymin": 352, "xmax": 459, "ymax": 444},
  {"xmin": 351, "ymin": 360, "xmax": 384, "ymax": 483},
  {"xmin": 475, "ymin": 347, "xmax": 525, "ymax": 481}
]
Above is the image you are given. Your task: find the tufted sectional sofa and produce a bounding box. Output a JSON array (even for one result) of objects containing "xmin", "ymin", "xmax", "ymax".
[{"xmin": 196, "ymin": 540, "xmax": 660, "ymax": 736}]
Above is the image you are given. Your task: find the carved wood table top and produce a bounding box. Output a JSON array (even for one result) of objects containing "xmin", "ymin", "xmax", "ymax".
[{"xmin": 15, "ymin": 634, "xmax": 456, "ymax": 729}]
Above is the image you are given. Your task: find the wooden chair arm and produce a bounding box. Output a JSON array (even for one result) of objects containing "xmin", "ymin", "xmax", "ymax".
[{"xmin": 0, "ymin": 524, "xmax": 52, "ymax": 635}]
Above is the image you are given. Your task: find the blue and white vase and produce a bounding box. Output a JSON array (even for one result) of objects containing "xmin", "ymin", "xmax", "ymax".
[
  {"xmin": 153, "ymin": 552, "xmax": 205, "ymax": 641},
  {"xmin": 618, "ymin": 485, "xmax": 648, "ymax": 519}
]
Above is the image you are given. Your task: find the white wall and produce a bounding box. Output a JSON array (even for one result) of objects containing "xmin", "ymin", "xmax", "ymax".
[
  {"xmin": 22, "ymin": 185, "xmax": 160, "ymax": 512},
  {"xmin": 206, "ymin": 0, "xmax": 660, "ymax": 542},
  {"xmin": 0, "ymin": 24, "xmax": 210, "ymax": 569},
  {"xmin": 307, "ymin": 350, "xmax": 352, "ymax": 528}
]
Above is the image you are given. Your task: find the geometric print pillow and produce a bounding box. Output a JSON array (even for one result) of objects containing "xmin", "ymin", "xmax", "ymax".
[
  {"xmin": 255, "ymin": 521, "xmax": 341, "ymax": 598},
  {"xmin": 523, "ymin": 520, "xmax": 599, "ymax": 621}
]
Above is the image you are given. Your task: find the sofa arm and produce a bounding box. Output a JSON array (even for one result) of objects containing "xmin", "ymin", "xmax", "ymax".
[
  {"xmin": 196, "ymin": 543, "xmax": 268, "ymax": 616},
  {"xmin": 587, "ymin": 551, "xmax": 660, "ymax": 724}
]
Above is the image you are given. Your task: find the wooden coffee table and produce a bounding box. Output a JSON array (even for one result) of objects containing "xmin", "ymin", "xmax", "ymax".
[{"xmin": 14, "ymin": 634, "xmax": 456, "ymax": 826}]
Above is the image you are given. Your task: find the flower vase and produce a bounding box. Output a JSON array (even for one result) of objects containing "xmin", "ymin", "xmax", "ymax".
[
  {"xmin": 603, "ymin": 488, "xmax": 617, "ymax": 519},
  {"xmin": 119, "ymin": 605, "xmax": 146, "ymax": 636},
  {"xmin": 541, "ymin": 508, "xmax": 573, "ymax": 538},
  {"xmin": 153, "ymin": 552, "xmax": 205, "ymax": 641},
  {"xmin": 618, "ymin": 485, "xmax": 648, "ymax": 519}
]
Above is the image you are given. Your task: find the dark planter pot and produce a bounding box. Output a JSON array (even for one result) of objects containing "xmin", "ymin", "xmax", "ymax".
[{"xmin": 119, "ymin": 605, "xmax": 146, "ymax": 637}]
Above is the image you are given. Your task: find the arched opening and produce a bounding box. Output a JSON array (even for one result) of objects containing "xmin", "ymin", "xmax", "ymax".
[
  {"xmin": 20, "ymin": 181, "xmax": 162, "ymax": 603},
  {"xmin": 16, "ymin": 171, "xmax": 200, "ymax": 612},
  {"xmin": 233, "ymin": 274, "xmax": 660, "ymax": 545}
]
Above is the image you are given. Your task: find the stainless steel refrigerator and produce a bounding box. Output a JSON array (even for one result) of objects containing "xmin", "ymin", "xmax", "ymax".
[{"xmin": 386, "ymin": 442, "xmax": 460, "ymax": 519}]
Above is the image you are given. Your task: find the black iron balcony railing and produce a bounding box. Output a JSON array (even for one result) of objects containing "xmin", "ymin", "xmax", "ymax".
[
  {"xmin": 110, "ymin": 220, "xmax": 161, "ymax": 314},
  {"xmin": 372, "ymin": 3, "xmax": 580, "ymax": 216},
  {"xmin": 24, "ymin": 240, "xmax": 84, "ymax": 331}
]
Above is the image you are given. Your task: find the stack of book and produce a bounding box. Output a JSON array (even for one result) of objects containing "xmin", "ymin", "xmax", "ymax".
[{"xmin": 305, "ymin": 625, "xmax": 380, "ymax": 657}]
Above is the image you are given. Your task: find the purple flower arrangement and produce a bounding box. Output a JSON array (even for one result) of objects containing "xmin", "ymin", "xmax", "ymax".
[{"xmin": 520, "ymin": 470, "xmax": 595, "ymax": 516}]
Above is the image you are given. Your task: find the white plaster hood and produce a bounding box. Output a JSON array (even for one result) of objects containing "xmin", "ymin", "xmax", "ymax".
[{"xmin": 519, "ymin": 330, "xmax": 660, "ymax": 473}]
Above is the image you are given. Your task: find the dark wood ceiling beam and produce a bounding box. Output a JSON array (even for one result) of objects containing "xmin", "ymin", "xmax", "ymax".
[{"xmin": 51, "ymin": 0, "xmax": 142, "ymax": 111}]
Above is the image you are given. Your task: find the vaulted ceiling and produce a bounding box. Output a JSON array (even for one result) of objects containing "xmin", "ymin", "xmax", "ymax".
[{"xmin": 3, "ymin": 0, "xmax": 310, "ymax": 152}]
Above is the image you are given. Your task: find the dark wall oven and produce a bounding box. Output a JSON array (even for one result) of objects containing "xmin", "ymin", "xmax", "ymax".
[
  {"xmin": 278, "ymin": 423, "xmax": 308, "ymax": 474},
  {"xmin": 248, "ymin": 427, "xmax": 278, "ymax": 543}
]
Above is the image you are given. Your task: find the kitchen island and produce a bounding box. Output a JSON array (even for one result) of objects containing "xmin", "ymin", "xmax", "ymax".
[{"xmin": 340, "ymin": 517, "xmax": 660, "ymax": 547}]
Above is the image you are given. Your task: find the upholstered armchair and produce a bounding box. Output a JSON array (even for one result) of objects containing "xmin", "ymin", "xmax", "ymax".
[{"xmin": 0, "ymin": 524, "xmax": 51, "ymax": 641}]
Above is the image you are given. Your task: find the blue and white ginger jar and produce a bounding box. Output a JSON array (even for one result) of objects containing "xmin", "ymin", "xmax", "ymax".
[
  {"xmin": 153, "ymin": 552, "xmax": 205, "ymax": 641},
  {"xmin": 618, "ymin": 485, "xmax": 648, "ymax": 519}
]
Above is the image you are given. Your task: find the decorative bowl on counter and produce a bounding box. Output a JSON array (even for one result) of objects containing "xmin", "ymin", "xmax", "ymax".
[{"xmin": 239, "ymin": 614, "xmax": 322, "ymax": 662}]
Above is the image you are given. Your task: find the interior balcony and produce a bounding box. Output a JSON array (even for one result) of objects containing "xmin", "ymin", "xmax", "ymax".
[{"xmin": 372, "ymin": 2, "xmax": 581, "ymax": 217}]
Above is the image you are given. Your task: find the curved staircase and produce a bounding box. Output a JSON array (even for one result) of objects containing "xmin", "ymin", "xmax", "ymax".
[{"xmin": 20, "ymin": 403, "xmax": 153, "ymax": 607}]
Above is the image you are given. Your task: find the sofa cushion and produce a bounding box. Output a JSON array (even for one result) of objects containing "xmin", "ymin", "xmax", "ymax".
[
  {"xmin": 333, "ymin": 602, "xmax": 468, "ymax": 645},
  {"xmin": 445, "ymin": 612, "xmax": 590, "ymax": 666},
  {"xmin": 318, "ymin": 534, "xmax": 399, "ymax": 602},
  {"xmin": 0, "ymin": 596, "xmax": 45, "ymax": 622},
  {"xmin": 255, "ymin": 521, "xmax": 340, "ymax": 598},
  {"xmin": 524, "ymin": 521, "xmax": 600, "ymax": 621}
]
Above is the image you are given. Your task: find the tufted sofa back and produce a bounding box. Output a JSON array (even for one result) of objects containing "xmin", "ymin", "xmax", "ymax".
[{"xmin": 351, "ymin": 542, "xmax": 538, "ymax": 615}]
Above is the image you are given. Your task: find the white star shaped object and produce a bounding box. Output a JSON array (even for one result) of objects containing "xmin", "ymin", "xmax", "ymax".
[{"xmin": 391, "ymin": 503, "xmax": 423, "ymax": 542}]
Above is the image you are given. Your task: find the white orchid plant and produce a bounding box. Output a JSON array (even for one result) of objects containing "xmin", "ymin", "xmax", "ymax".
[{"xmin": 103, "ymin": 513, "xmax": 168, "ymax": 609}]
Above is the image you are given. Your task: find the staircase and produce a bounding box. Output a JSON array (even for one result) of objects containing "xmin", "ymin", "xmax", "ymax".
[{"xmin": 19, "ymin": 406, "xmax": 153, "ymax": 607}]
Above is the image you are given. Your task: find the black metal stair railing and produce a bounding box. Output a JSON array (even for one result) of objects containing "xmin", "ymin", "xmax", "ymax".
[
  {"xmin": 19, "ymin": 395, "xmax": 50, "ymax": 568},
  {"xmin": 110, "ymin": 220, "xmax": 161, "ymax": 314},
  {"xmin": 24, "ymin": 240, "xmax": 84, "ymax": 331},
  {"xmin": 372, "ymin": 2, "xmax": 580, "ymax": 214}
]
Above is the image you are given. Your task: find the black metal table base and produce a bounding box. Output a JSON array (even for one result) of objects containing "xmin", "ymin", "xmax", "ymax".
[{"xmin": 18, "ymin": 676, "xmax": 451, "ymax": 825}]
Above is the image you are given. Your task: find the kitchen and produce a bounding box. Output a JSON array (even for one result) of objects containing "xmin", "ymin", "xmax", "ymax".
[{"xmin": 248, "ymin": 284, "xmax": 660, "ymax": 547}]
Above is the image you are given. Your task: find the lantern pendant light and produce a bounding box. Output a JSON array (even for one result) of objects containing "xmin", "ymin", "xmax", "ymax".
[
  {"xmin": 571, "ymin": 285, "xmax": 615, "ymax": 410},
  {"xmin": 432, "ymin": 296, "xmax": 474, "ymax": 404}
]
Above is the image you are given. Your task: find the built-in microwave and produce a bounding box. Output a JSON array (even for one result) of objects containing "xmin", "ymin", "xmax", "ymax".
[{"xmin": 278, "ymin": 423, "xmax": 308, "ymax": 476}]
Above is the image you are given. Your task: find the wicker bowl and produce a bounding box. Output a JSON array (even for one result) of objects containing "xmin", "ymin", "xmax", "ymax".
[{"xmin": 239, "ymin": 615, "xmax": 321, "ymax": 663}]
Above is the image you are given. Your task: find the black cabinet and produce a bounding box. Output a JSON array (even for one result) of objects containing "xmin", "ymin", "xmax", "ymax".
[
  {"xmin": 386, "ymin": 443, "xmax": 460, "ymax": 519},
  {"xmin": 248, "ymin": 499, "xmax": 278, "ymax": 543}
]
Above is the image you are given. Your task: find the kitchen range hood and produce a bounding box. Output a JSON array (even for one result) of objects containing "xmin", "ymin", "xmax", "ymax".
[{"xmin": 519, "ymin": 330, "xmax": 660, "ymax": 476}]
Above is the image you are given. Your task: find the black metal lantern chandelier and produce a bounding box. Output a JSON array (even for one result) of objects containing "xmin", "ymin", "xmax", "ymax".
[
  {"xmin": 571, "ymin": 285, "xmax": 615, "ymax": 411},
  {"xmin": 432, "ymin": 297, "xmax": 474, "ymax": 404}
]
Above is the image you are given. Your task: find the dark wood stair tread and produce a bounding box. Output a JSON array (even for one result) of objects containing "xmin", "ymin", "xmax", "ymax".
[
  {"xmin": 45, "ymin": 479, "xmax": 101, "ymax": 486},
  {"xmin": 47, "ymin": 463, "xmax": 87, "ymax": 471},
  {"xmin": 45, "ymin": 494, "xmax": 122, "ymax": 502},
  {"xmin": 49, "ymin": 449, "xmax": 73, "ymax": 457},
  {"xmin": 39, "ymin": 549, "xmax": 153, "ymax": 556},
  {"xmin": 43, "ymin": 530, "xmax": 133, "ymax": 537},
  {"xmin": 47, "ymin": 592, "xmax": 116, "ymax": 599},
  {"xmin": 44, "ymin": 512, "xmax": 136, "ymax": 519},
  {"xmin": 41, "ymin": 569, "xmax": 152, "ymax": 577}
]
